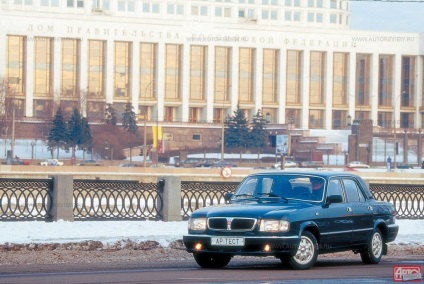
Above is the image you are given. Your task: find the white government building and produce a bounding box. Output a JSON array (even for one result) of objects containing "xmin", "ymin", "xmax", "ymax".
[{"xmin": 0, "ymin": 0, "xmax": 422, "ymax": 133}]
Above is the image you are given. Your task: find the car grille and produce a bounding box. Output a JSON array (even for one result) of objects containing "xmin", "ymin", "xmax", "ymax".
[{"xmin": 208, "ymin": 217, "xmax": 257, "ymax": 231}]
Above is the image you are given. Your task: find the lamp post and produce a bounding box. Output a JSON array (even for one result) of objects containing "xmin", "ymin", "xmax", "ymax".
[
  {"xmin": 221, "ymin": 84, "xmax": 231, "ymax": 161},
  {"xmin": 31, "ymin": 141, "xmax": 35, "ymax": 161},
  {"xmin": 393, "ymin": 91, "xmax": 405, "ymax": 170},
  {"xmin": 143, "ymin": 80, "xmax": 155, "ymax": 167}
]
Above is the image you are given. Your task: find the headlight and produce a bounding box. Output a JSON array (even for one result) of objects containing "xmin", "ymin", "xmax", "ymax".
[
  {"xmin": 259, "ymin": 220, "xmax": 290, "ymax": 232},
  {"xmin": 188, "ymin": 218, "xmax": 207, "ymax": 231}
]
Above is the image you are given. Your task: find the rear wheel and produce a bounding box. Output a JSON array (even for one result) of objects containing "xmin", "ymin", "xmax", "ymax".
[
  {"xmin": 288, "ymin": 231, "xmax": 318, "ymax": 270},
  {"xmin": 193, "ymin": 253, "xmax": 232, "ymax": 268},
  {"xmin": 360, "ymin": 228, "xmax": 383, "ymax": 264}
]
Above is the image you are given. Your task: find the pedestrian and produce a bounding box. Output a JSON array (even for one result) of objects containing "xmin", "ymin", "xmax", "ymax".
[{"xmin": 387, "ymin": 156, "xmax": 392, "ymax": 171}]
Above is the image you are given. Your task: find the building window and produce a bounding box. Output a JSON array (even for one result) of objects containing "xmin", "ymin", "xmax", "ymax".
[
  {"xmin": 114, "ymin": 41, "xmax": 131, "ymax": 99},
  {"xmin": 330, "ymin": 14, "xmax": 337, "ymax": 23},
  {"xmin": 262, "ymin": 49, "xmax": 278, "ymax": 104},
  {"xmin": 61, "ymin": 38, "xmax": 80, "ymax": 98},
  {"xmin": 190, "ymin": 46, "xmax": 207, "ymax": 101},
  {"xmin": 165, "ymin": 44, "xmax": 181, "ymax": 100},
  {"xmin": 239, "ymin": 48, "xmax": 255, "ymax": 103},
  {"xmin": 378, "ymin": 55, "xmax": 394, "ymax": 107},
  {"xmin": 6, "ymin": 35, "xmax": 25, "ymax": 95},
  {"xmin": 286, "ymin": 50, "xmax": 302, "ymax": 104},
  {"xmin": 309, "ymin": 109, "xmax": 324, "ymax": 128},
  {"xmin": 192, "ymin": 134, "xmax": 201, "ymax": 141},
  {"xmin": 309, "ymin": 51, "xmax": 325, "ymax": 105},
  {"xmin": 34, "ymin": 37, "xmax": 53, "ymax": 97},
  {"xmin": 401, "ymin": 56, "xmax": 415, "ymax": 108},
  {"xmin": 332, "ymin": 52, "xmax": 348, "ymax": 106},
  {"xmin": 189, "ymin": 108, "xmax": 201, "ymax": 123},
  {"xmin": 356, "ymin": 54, "xmax": 371, "ymax": 107},
  {"xmin": 140, "ymin": 43, "xmax": 157, "ymax": 99},
  {"xmin": 87, "ymin": 40, "xmax": 105, "ymax": 99},
  {"xmin": 215, "ymin": 46, "xmax": 231, "ymax": 101}
]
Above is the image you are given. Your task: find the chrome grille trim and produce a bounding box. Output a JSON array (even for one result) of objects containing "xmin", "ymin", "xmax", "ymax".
[{"xmin": 207, "ymin": 217, "xmax": 257, "ymax": 232}]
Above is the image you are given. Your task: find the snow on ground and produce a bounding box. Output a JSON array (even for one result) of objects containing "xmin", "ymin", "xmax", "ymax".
[{"xmin": 0, "ymin": 219, "xmax": 421, "ymax": 247}]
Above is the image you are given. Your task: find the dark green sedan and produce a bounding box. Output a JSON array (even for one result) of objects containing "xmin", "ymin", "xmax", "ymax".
[{"xmin": 183, "ymin": 172, "xmax": 399, "ymax": 270}]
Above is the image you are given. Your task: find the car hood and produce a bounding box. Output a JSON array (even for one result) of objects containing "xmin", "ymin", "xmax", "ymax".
[{"xmin": 191, "ymin": 200, "xmax": 315, "ymax": 219}]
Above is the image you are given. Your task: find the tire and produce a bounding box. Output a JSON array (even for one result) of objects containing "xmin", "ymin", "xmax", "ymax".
[
  {"xmin": 288, "ymin": 231, "xmax": 318, "ymax": 270},
  {"xmin": 193, "ymin": 253, "xmax": 232, "ymax": 268},
  {"xmin": 360, "ymin": 228, "xmax": 383, "ymax": 264}
]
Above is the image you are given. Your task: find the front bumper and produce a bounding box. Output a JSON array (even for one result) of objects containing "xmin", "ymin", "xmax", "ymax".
[{"xmin": 183, "ymin": 234, "xmax": 300, "ymax": 256}]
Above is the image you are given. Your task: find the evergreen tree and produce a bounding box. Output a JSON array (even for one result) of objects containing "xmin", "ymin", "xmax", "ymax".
[
  {"xmin": 122, "ymin": 101, "xmax": 138, "ymax": 135},
  {"xmin": 47, "ymin": 107, "xmax": 69, "ymax": 158},
  {"xmin": 79, "ymin": 117, "xmax": 92, "ymax": 157},
  {"xmin": 225, "ymin": 105, "xmax": 249, "ymax": 150},
  {"xmin": 67, "ymin": 108, "xmax": 82, "ymax": 158},
  {"xmin": 105, "ymin": 103, "xmax": 117, "ymax": 125},
  {"xmin": 249, "ymin": 109, "xmax": 269, "ymax": 159}
]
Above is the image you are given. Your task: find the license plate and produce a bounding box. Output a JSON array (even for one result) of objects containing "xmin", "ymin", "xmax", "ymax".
[{"xmin": 211, "ymin": 237, "xmax": 244, "ymax": 246}]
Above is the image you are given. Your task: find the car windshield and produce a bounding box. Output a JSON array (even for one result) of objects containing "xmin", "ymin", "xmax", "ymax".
[{"xmin": 233, "ymin": 174, "xmax": 326, "ymax": 202}]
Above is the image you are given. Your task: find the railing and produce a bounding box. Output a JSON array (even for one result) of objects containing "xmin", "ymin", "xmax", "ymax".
[
  {"xmin": 181, "ymin": 181, "xmax": 239, "ymax": 219},
  {"xmin": 0, "ymin": 178, "xmax": 423, "ymax": 221},
  {"xmin": 370, "ymin": 184, "xmax": 424, "ymax": 220},
  {"xmin": 0, "ymin": 178, "xmax": 53, "ymax": 221},
  {"xmin": 73, "ymin": 179, "xmax": 163, "ymax": 220}
]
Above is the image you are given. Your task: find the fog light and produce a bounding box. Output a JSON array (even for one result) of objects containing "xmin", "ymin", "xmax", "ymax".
[
  {"xmin": 264, "ymin": 244, "xmax": 271, "ymax": 252},
  {"xmin": 194, "ymin": 243, "xmax": 203, "ymax": 251}
]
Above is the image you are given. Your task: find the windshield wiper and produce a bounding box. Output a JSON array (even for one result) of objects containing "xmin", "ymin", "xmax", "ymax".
[
  {"xmin": 233, "ymin": 194, "xmax": 259, "ymax": 200},
  {"xmin": 254, "ymin": 193, "xmax": 289, "ymax": 203}
]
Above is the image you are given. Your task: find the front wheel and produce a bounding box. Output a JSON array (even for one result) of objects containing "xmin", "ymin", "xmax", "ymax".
[
  {"xmin": 288, "ymin": 231, "xmax": 318, "ymax": 270},
  {"xmin": 360, "ymin": 228, "xmax": 383, "ymax": 264},
  {"xmin": 193, "ymin": 253, "xmax": 232, "ymax": 268}
]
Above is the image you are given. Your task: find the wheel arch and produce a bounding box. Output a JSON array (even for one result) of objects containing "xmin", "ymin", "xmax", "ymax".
[
  {"xmin": 374, "ymin": 220, "xmax": 389, "ymax": 242},
  {"xmin": 299, "ymin": 221, "xmax": 321, "ymax": 245}
]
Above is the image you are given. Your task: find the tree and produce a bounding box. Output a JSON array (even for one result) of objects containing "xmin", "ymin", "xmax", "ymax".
[
  {"xmin": 249, "ymin": 109, "xmax": 269, "ymax": 160},
  {"xmin": 79, "ymin": 117, "xmax": 92, "ymax": 159},
  {"xmin": 122, "ymin": 101, "xmax": 138, "ymax": 135},
  {"xmin": 47, "ymin": 107, "xmax": 69, "ymax": 158},
  {"xmin": 105, "ymin": 103, "xmax": 117, "ymax": 125},
  {"xmin": 225, "ymin": 105, "xmax": 249, "ymax": 153},
  {"xmin": 67, "ymin": 107, "xmax": 82, "ymax": 159}
]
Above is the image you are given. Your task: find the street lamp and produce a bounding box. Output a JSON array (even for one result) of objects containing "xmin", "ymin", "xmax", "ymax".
[
  {"xmin": 221, "ymin": 84, "xmax": 231, "ymax": 161},
  {"xmin": 31, "ymin": 141, "xmax": 35, "ymax": 161},
  {"xmin": 393, "ymin": 91, "xmax": 405, "ymax": 170},
  {"xmin": 143, "ymin": 80, "xmax": 155, "ymax": 167},
  {"xmin": 265, "ymin": 112, "xmax": 271, "ymax": 123}
]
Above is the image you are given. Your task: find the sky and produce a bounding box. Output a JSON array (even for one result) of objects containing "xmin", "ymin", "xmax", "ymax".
[
  {"xmin": 0, "ymin": 219, "xmax": 421, "ymax": 247},
  {"xmin": 350, "ymin": 1, "xmax": 424, "ymax": 33}
]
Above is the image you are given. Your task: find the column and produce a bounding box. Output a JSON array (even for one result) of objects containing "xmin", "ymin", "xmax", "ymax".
[
  {"xmin": 415, "ymin": 56, "xmax": 423, "ymax": 129},
  {"xmin": 230, "ymin": 47, "xmax": 239, "ymax": 112},
  {"xmin": 52, "ymin": 38, "xmax": 61, "ymax": 105},
  {"xmin": 393, "ymin": 53, "xmax": 402, "ymax": 128},
  {"xmin": 181, "ymin": 43, "xmax": 190, "ymax": 122},
  {"xmin": 347, "ymin": 52, "xmax": 356, "ymax": 121},
  {"xmin": 278, "ymin": 48, "xmax": 287, "ymax": 124},
  {"xmin": 0, "ymin": 33, "xmax": 6, "ymax": 76},
  {"xmin": 324, "ymin": 52, "xmax": 333, "ymax": 130},
  {"xmin": 156, "ymin": 43, "xmax": 165, "ymax": 122},
  {"xmin": 254, "ymin": 47, "xmax": 263, "ymax": 117},
  {"xmin": 205, "ymin": 45, "xmax": 215, "ymax": 122},
  {"xmin": 370, "ymin": 53, "xmax": 379, "ymax": 125},
  {"xmin": 25, "ymin": 36, "xmax": 34, "ymax": 117},
  {"xmin": 105, "ymin": 39, "xmax": 114, "ymax": 104},
  {"xmin": 301, "ymin": 50, "xmax": 310, "ymax": 129},
  {"xmin": 79, "ymin": 38, "xmax": 88, "ymax": 116},
  {"xmin": 131, "ymin": 41, "xmax": 140, "ymax": 115}
]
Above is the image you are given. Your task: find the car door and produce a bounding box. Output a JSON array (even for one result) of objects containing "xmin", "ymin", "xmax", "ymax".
[
  {"xmin": 319, "ymin": 178, "xmax": 353, "ymax": 248},
  {"xmin": 341, "ymin": 178, "xmax": 373, "ymax": 245}
]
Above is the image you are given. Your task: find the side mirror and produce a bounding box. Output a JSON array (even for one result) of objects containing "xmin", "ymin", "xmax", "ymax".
[
  {"xmin": 326, "ymin": 194, "xmax": 343, "ymax": 204},
  {"xmin": 224, "ymin": 192, "xmax": 233, "ymax": 203}
]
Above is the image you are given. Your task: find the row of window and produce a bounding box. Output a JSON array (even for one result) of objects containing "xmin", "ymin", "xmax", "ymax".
[{"xmin": 3, "ymin": 36, "xmax": 419, "ymax": 128}]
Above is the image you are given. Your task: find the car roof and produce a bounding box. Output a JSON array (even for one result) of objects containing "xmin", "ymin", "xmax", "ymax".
[{"xmin": 249, "ymin": 171, "xmax": 361, "ymax": 179}]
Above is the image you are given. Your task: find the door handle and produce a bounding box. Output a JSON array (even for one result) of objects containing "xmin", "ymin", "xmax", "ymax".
[{"xmin": 346, "ymin": 207, "xmax": 352, "ymax": 212}]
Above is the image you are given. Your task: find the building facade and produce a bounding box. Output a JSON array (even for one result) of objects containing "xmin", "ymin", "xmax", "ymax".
[{"xmin": 0, "ymin": 0, "xmax": 423, "ymax": 151}]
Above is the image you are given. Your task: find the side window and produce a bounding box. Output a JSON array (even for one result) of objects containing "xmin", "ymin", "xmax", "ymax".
[
  {"xmin": 328, "ymin": 179, "xmax": 344, "ymax": 201},
  {"xmin": 342, "ymin": 179, "xmax": 364, "ymax": 202},
  {"xmin": 238, "ymin": 178, "xmax": 258, "ymax": 196}
]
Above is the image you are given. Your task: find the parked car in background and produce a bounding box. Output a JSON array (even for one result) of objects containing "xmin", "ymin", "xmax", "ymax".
[
  {"xmin": 299, "ymin": 161, "xmax": 322, "ymax": 168},
  {"xmin": 175, "ymin": 158, "xmax": 202, "ymax": 168},
  {"xmin": 346, "ymin": 161, "xmax": 370, "ymax": 169},
  {"xmin": 210, "ymin": 160, "xmax": 237, "ymax": 168},
  {"xmin": 396, "ymin": 163, "xmax": 414, "ymax": 169},
  {"xmin": 194, "ymin": 159, "xmax": 219, "ymax": 168},
  {"xmin": 77, "ymin": 160, "xmax": 101, "ymax": 166},
  {"xmin": 119, "ymin": 163, "xmax": 141, "ymax": 167},
  {"xmin": 272, "ymin": 160, "xmax": 298, "ymax": 169},
  {"xmin": 183, "ymin": 171, "xmax": 399, "ymax": 270},
  {"xmin": 40, "ymin": 159, "xmax": 64, "ymax": 166},
  {"xmin": 6, "ymin": 158, "xmax": 30, "ymax": 165}
]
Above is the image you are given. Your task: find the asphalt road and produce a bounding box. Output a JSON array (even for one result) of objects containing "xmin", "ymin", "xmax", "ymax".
[{"xmin": 0, "ymin": 257, "xmax": 423, "ymax": 284}]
